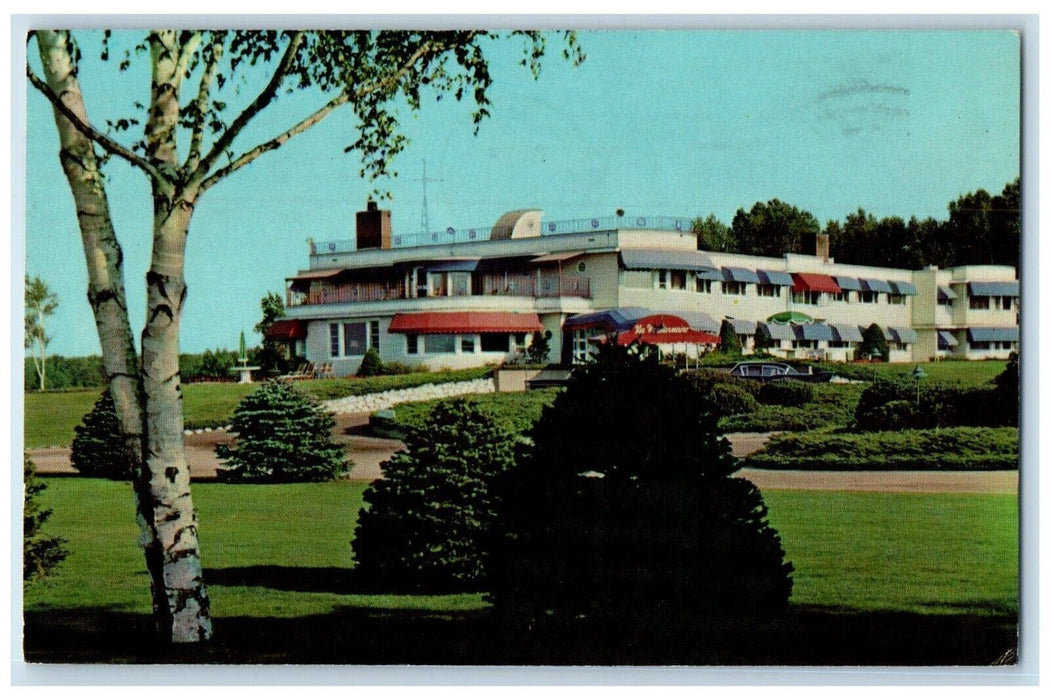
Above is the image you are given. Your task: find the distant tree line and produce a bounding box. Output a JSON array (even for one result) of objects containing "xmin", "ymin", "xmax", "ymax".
[{"xmin": 694, "ymin": 178, "xmax": 1019, "ymax": 269}]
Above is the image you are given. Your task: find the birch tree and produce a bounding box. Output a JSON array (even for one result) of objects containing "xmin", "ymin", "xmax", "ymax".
[
  {"xmin": 24, "ymin": 275, "xmax": 59, "ymax": 391},
  {"xmin": 28, "ymin": 28, "xmax": 582, "ymax": 644}
]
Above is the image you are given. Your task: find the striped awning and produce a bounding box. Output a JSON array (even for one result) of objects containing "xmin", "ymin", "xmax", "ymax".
[
  {"xmin": 887, "ymin": 326, "xmax": 919, "ymax": 344},
  {"xmin": 967, "ymin": 327, "xmax": 1019, "ymax": 342},
  {"xmin": 937, "ymin": 330, "xmax": 959, "ymax": 348},
  {"xmin": 727, "ymin": 318, "xmax": 757, "ymax": 335},
  {"xmin": 756, "ymin": 269, "xmax": 794, "ymax": 286},
  {"xmin": 759, "ymin": 322, "xmax": 795, "ymax": 341},
  {"xmin": 968, "ymin": 281, "xmax": 1019, "ymax": 297},
  {"xmin": 859, "ymin": 278, "xmax": 893, "ymax": 293},
  {"xmin": 791, "ymin": 273, "xmax": 841, "ymax": 293},
  {"xmin": 388, "ymin": 312, "xmax": 542, "ymax": 334},
  {"xmin": 721, "ymin": 267, "xmax": 761, "ymax": 284},
  {"xmin": 425, "ymin": 259, "xmax": 480, "ymax": 273},
  {"xmin": 937, "ymin": 285, "xmax": 958, "ymax": 302},
  {"xmin": 696, "ymin": 267, "xmax": 725, "ymax": 281},
  {"xmin": 287, "ymin": 268, "xmax": 344, "ymax": 282},
  {"xmin": 564, "ymin": 307, "xmax": 652, "ymax": 332},
  {"xmin": 888, "ymin": 280, "xmax": 918, "ymax": 296},
  {"xmin": 830, "ymin": 323, "xmax": 864, "ymax": 343},
  {"xmin": 833, "ymin": 276, "xmax": 862, "ymax": 291},
  {"xmin": 793, "ymin": 323, "xmax": 835, "ymax": 341},
  {"xmin": 676, "ymin": 311, "xmax": 721, "ymax": 333},
  {"xmin": 620, "ymin": 249, "xmax": 717, "ymax": 272}
]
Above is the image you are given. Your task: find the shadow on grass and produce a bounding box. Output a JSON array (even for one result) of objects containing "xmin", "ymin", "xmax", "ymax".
[
  {"xmin": 205, "ymin": 565, "xmax": 484, "ymax": 595},
  {"xmin": 24, "ymin": 602, "xmax": 1018, "ymax": 666}
]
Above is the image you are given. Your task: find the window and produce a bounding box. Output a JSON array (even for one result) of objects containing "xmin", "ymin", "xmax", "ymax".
[
  {"xmin": 1002, "ymin": 296, "xmax": 1013, "ymax": 310},
  {"xmin": 329, "ymin": 323, "xmax": 340, "ymax": 357},
  {"xmin": 828, "ymin": 340, "xmax": 850, "ymax": 348},
  {"xmin": 406, "ymin": 334, "xmax": 419, "ymax": 355},
  {"xmin": 450, "ymin": 272, "xmax": 472, "ymax": 297},
  {"xmin": 859, "ymin": 291, "xmax": 878, "ymax": 304},
  {"xmin": 792, "ymin": 290, "xmax": 820, "ymax": 305},
  {"xmin": 480, "ymin": 333, "xmax": 510, "ymax": 353},
  {"xmin": 513, "ymin": 333, "xmax": 528, "ymax": 352},
  {"xmin": 887, "ymin": 294, "xmax": 906, "ymax": 305},
  {"xmin": 938, "ymin": 297, "xmax": 954, "ymax": 307},
  {"xmin": 831, "ymin": 291, "xmax": 848, "ymax": 302},
  {"xmin": 369, "ymin": 320, "xmax": 380, "ymax": 352},
  {"xmin": 792, "ymin": 339, "xmax": 818, "ymax": 349},
  {"xmin": 970, "ymin": 341, "xmax": 991, "ymax": 350},
  {"xmin": 460, "ymin": 335, "xmax": 476, "ymax": 353},
  {"xmin": 656, "ymin": 270, "xmax": 669, "ymax": 290},
  {"xmin": 426, "ymin": 334, "xmax": 456, "ymax": 354},
  {"xmin": 670, "ymin": 270, "xmax": 687, "ymax": 290},
  {"xmin": 572, "ymin": 329, "xmax": 594, "ymax": 363},
  {"xmin": 696, "ymin": 279, "xmax": 712, "ymax": 294},
  {"xmin": 969, "ymin": 295, "xmax": 990, "ymax": 310},
  {"xmin": 342, "ymin": 322, "xmax": 367, "ymax": 356},
  {"xmin": 757, "ymin": 284, "xmax": 780, "ymax": 298},
  {"xmin": 722, "ymin": 281, "xmax": 745, "ymax": 296}
]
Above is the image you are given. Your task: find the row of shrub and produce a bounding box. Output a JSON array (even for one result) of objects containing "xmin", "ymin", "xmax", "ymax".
[
  {"xmin": 853, "ymin": 379, "xmax": 1018, "ymax": 431},
  {"xmin": 24, "ymin": 355, "xmax": 105, "ymax": 392},
  {"xmin": 743, "ymin": 427, "xmax": 1018, "ymax": 471},
  {"xmin": 299, "ymin": 366, "xmax": 493, "ymax": 400},
  {"xmin": 371, "ymin": 388, "xmax": 562, "ymax": 439}
]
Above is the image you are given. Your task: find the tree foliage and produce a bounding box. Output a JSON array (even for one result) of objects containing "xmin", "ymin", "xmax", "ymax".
[
  {"xmin": 253, "ymin": 291, "xmax": 288, "ymax": 377},
  {"xmin": 352, "ymin": 400, "xmax": 518, "ymax": 591},
  {"xmin": 693, "ymin": 213, "xmax": 736, "ymax": 252},
  {"xmin": 858, "ymin": 323, "xmax": 889, "ymax": 361},
  {"xmin": 357, "ymin": 347, "xmax": 384, "ymax": 377},
  {"xmin": 730, "ymin": 199, "xmax": 820, "ymax": 257},
  {"xmin": 526, "ymin": 330, "xmax": 551, "ymax": 364},
  {"xmin": 24, "ymin": 276, "xmax": 59, "ymax": 391},
  {"xmin": 216, "ymin": 381, "xmax": 350, "ymax": 482},
  {"xmin": 718, "ymin": 319, "xmax": 742, "ymax": 355},
  {"xmin": 71, "ymin": 389, "xmax": 130, "ymax": 479},
  {"xmin": 24, "ymin": 455, "xmax": 69, "ymax": 581},
  {"xmin": 486, "ymin": 344, "xmax": 793, "ymax": 630}
]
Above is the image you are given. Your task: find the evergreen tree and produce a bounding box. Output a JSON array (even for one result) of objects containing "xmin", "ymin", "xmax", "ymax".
[
  {"xmin": 487, "ymin": 344, "xmax": 793, "ymax": 629},
  {"xmin": 357, "ymin": 347, "xmax": 384, "ymax": 377},
  {"xmin": 352, "ymin": 400, "xmax": 517, "ymax": 590},
  {"xmin": 718, "ymin": 319, "xmax": 742, "ymax": 355},
  {"xmin": 859, "ymin": 323, "xmax": 890, "ymax": 362},
  {"xmin": 753, "ymin": 323, "xmax": 774, "ymax": 352},
  {"xmin": 216, "ymin": 381, "xmax": 350, "ymax": 482},
  {"xmin": 71, "ymin": 389, "xmax": 130, "ymax": 479},
  {"xmin": 24, "ymin": 455, "xmax": 69, "ymax": 581},
  {"xmin": 254, "ymin": 291, "xmax": 289, "ymax": 377},
  {"xmin": 526, "ymin": 331, "xmax": 551, "ymax": 365}
]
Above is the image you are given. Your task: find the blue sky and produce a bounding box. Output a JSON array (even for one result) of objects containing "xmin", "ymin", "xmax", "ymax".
[{"xmin": 24, "ymin": 29, "xmax": 1020, "ymax": 357}]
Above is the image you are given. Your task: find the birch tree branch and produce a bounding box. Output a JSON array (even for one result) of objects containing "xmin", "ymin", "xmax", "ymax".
[{"xmin": 186, "ymin": 36, "xmax": 225, "ymax": 174}]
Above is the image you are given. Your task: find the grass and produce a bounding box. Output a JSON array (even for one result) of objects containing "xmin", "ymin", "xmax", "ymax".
[{"xmin": 23, "ymin": 477, "xmax": 1017, "ymax": 663}]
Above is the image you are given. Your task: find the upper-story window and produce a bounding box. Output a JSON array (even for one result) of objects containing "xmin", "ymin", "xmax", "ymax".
[
  {"xmin": 656, "ymin": 270, "xmax": 669, "ymax": 290},
  {"xmin": 831, "ymin": 291, "xmax": 849, "ymax": 302},
  {"xmin": 938, "ymin": 297, "xmax": 954, "ymax": 307},
  {"xmin": 696, "ymin": 279, "xmax": 712, "ymax": 294},
  {"xmin": 791, "ymin": 290, "xmax": 820, "ymax": 305},
  {"xmin": 670, "ymin": 270, "xmax": 687, "ymax": 290},
  {"xmin": 887, "ymin": 294, "xmax": 907, "ymax": 305},
  {"xmin": 859, "ymin": 291, "xmax": 878, "ymax": 304},
  {"xmin": 722, "ymin": 281, "xmax": 746, "ymax": 296},
  {"xmin": 969, "ymin": 295, "xmax": 991, "ymax": 310},
  {"xmin": 756, "ymin": 284, "xmax": 780, "ymax": 298}
]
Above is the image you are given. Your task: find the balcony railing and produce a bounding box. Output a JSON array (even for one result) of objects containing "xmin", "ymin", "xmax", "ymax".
[
  {"xmin": 313, "ymin": 214, "xmax": 695, "ymax": 252},
  {"xmin": 288, "ymin": 274, "xmax": 591, "ymax": 306}
]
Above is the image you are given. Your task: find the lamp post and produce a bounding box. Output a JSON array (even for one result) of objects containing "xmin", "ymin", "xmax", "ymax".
[
  {"xmin": 869, "ymin": 347, "xmax": 881, "ymax": 380},
  {"xmin": 912, "ymin": 365, "xmax": 927, "ymax": 404}
]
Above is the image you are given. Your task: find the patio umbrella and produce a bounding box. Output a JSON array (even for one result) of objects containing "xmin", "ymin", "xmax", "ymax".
[{"xmin": 767, "ymin": 311, "xmax": 813, "ymax": 325}]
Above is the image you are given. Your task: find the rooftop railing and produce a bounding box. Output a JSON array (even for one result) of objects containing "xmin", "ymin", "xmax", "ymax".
[{"xmin": 313, "ymin": 214, "xmax": 695, "ymax": 254}]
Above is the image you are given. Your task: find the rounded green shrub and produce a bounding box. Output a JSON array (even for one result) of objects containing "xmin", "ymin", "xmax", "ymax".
[
  {"xmin": 216, "ymin": 381, "xmax": 351, "ymax": 483},
  {"xmin": 24, "ymin": 454, "xmax": 69, "ymax": 581},
  {"xmin": 758, "ymin": 380, "xmax": 814, "ymax": 406},
  {"xmin": 70, "ymin": 390, "xmax": 130, "ymax": 479},
  {"xmin": 486, "ymin": 344, "xmax": 793, "ymax": 630},
  {"xmin": 710, "ymin": 383, "xmax": 759, "ymax": 416},
  {"xmin": 352, "ymin": 399, "xmax": 517, "ymax": 591},
  {"xmin": 357, "ymin": 347, "xmax": 384, "ymax": 377}
]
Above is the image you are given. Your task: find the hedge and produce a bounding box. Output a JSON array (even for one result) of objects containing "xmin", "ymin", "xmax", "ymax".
[
  {"xmin": 299, "ymin": 367, "xmax": 493, "ymax": 401},
  {"xmin": 744, "ymin": 427, "xmax": 1018, "ymax": 471},
  {"xmin": 758, "ymin": 380, "xmax": 813, "ymax": 406}
]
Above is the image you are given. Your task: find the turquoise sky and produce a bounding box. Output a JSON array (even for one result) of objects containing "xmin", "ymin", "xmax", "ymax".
[{"xmin": 25, "ymin": 29, "xmax": 1021, "ymax": 357}]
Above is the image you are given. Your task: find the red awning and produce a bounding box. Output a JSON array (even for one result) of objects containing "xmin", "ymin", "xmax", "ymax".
[
  {"xmin": 791, "ymin": 272, "xmax": 841, "ymax": 293},
  {"xmin": 619, "ymin": 330, "xmax": 721, "ymax": 346},
  {"xmin": 264, "ymin": 319, "xmax": 308, "ymax": 341},
  {"xmin": 287, "ymin": 268, "xmax": 344, "ymax": 282},
  {"xmin": 388, "ymin": 311, "xmax": 543, "ymax": 334}
]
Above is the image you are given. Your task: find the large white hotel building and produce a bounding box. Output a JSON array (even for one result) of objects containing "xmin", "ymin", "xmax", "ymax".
[{"xmin": 267, "ymin": 203, "xmax": 1020, "ymax": 375}]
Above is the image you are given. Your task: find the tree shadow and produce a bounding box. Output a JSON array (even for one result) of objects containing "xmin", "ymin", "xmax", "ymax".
[
  {"xmin": 23, "ymin": 601, "xmax": 1019, "ymax": 666},
  {"xmin": 205, "ymin": 565, "xmax": 484, "ymax": 596}
]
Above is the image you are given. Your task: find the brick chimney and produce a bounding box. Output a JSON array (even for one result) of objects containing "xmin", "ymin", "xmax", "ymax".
[
  {"xmin": 356, "ymin": 199, "xmax": 392, "ymax": 250},
  {"xmin": 815, "ymin": 232, "xmax": 830, "ymax": 263}
]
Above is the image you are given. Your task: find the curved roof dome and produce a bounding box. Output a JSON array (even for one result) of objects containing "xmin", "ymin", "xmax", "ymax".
[{"xmin": 491, "ymin": 209, "xmax": 543, "ymax": 240}]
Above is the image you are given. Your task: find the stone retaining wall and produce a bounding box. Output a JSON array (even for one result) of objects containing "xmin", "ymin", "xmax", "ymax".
[{"xmin": 321, "ymin": 378, "xmax": 496, "ymax": 414}]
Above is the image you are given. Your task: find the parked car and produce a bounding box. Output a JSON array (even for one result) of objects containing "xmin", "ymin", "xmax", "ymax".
[{"xmin": 727, "ymin": 361, "xmax": 832, "ymax": 383}]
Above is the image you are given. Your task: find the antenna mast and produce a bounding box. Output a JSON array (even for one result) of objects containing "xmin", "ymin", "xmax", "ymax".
[{"xmin": 416, "ymin": 159, "xmax": 444, "ymax": 235}]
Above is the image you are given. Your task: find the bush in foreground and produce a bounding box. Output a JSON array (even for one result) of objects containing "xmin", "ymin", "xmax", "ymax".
[
  {"xmin": 758, "ymin": 380, "xmax": 814, "ymax": 407},
  {"xmin": 352, "ymin": 400, "xmax": 517, "ymax": 591},
  {"xmin": 70, "ymin": 390, "xmax": 129, "ymax": 479},
  {"xmin": 216, "ymin": 381, "xmax": 350, "ymax": 483},
  {"xmin": 24, "ymin": 455, "xmax": 68, "ymax": 581},
  {"xmin": 487, "ymin": 344, "xmax": 793, "ymax": 630}
]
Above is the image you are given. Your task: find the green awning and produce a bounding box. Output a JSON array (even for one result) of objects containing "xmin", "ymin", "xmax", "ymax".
[{"xmin": 767, "ymin": 311, "xmax": 813, "ymax": 325}]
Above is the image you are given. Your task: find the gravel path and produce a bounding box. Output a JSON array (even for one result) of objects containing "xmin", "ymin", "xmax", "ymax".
[{"xmin": 24, "ymin": 424, "xmax": 1018, "ymax": 494}]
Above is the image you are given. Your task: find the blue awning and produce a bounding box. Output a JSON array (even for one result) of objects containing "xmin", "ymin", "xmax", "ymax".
[
  {"xmin": 887, "ymin": 326, "xmax": 918, "ymax": 344},
  {"xmin": 937, "ymin": 330, "xmax": 959, "ymax": 348},
  {"xmin": 793, "ymin": 323, "xmax": 835, "ymax": 341},
  {"xmin": 696, "ymin": 267, "xmax": 725, "ymax": 281},
  {"xmin": 620, "ymin": 249, "xmax": 717, "ymax": 272},
  {"xmin": 937, "ymin": 285, "xmax": 958, "ymax": 301},
  {"xmin": 727, "ymin": 318, "xmax": 757, "ymax": 334},
  {"xmin": 564, "ymin": 307, "xmax": 651, "ymax": 332},
  {"xmin": 968, "ymin": 327, "xmax": 1019, "ymax": 342},
  {"xmin": 833, "ymin": 276, "xmax": 862, "ymax": 291},
  {"xmin": 756, "ymin": 269, "xmax": 794, "ymax": 286},
  {"xmin": 968, "ymin": 281, "xmax": 1019, "ymax": 297},
  {"xmin": 859, "ymin": 278, "xmax": 893, "ymax": 293},
  {"xmin": 759, "ymin": 322, "xmax": 795, "ymax": 341},
  {"xmin": 889, "ymin": 281, "xmax": 918, "ymax": 296},
  {"xmin": 425, "ymin": 259, "xmax": 480, "ymax": 272},
  {"xmin": 721, "ymin": 267, "xmax": 761, "ymax": 284},
  {"xmin": 677, "ymin": 311, "xmax": 720, "ymax": 333},
  {"xmin": 830, "ymin": 323, "xmax": 864, "ymax": 342}
]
